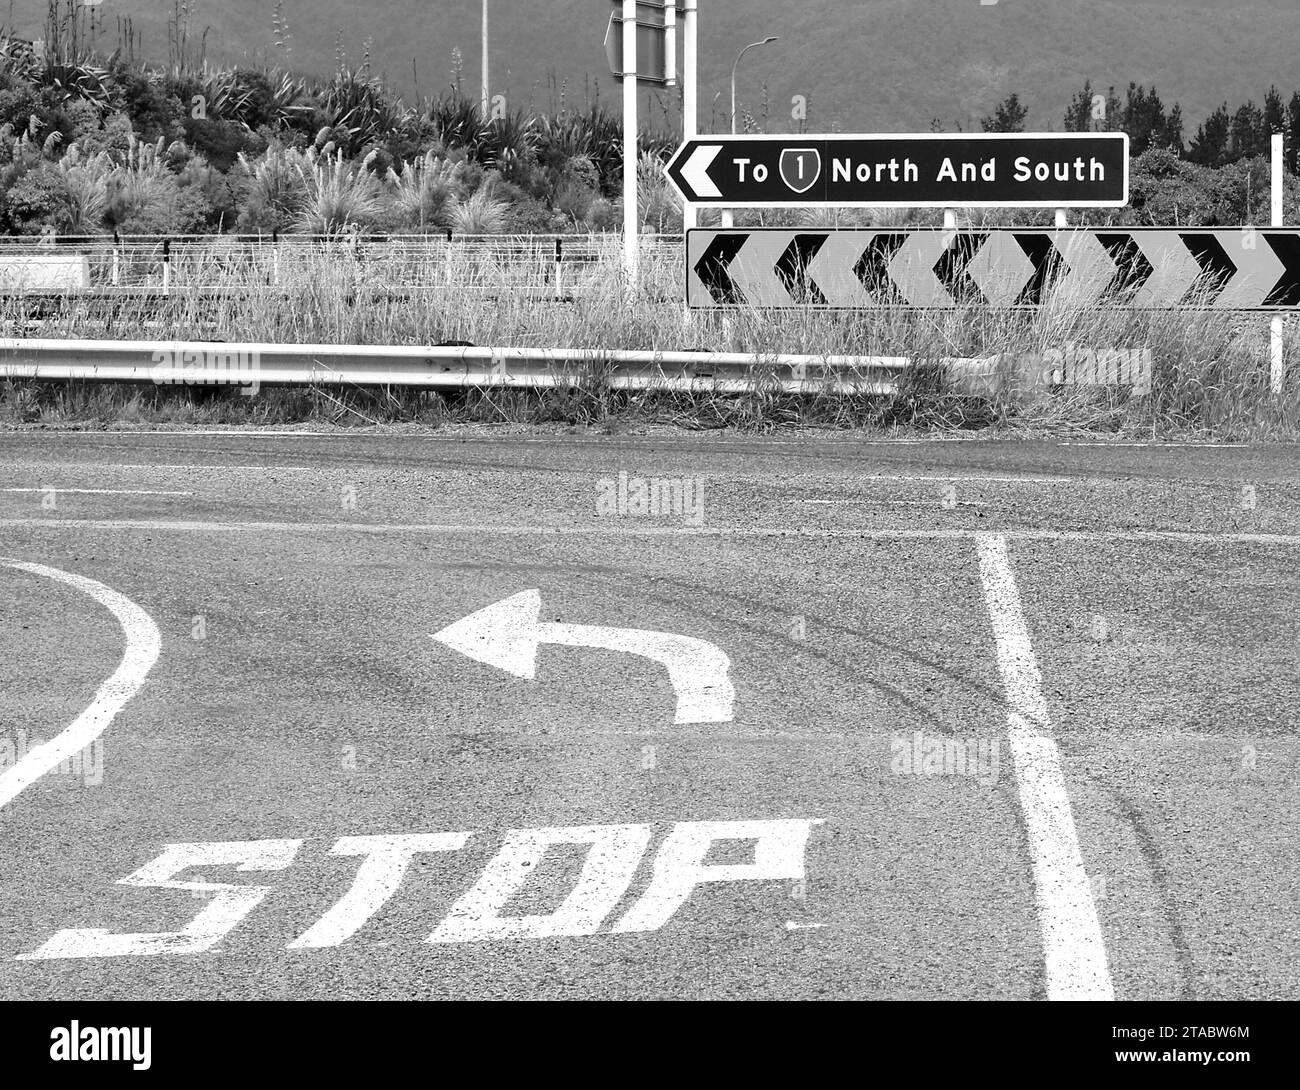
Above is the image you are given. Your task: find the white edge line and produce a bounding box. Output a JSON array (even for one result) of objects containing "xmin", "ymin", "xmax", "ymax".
[
  {"xmin": 0, "ymin": 519, "xmax": 1294, "ymax": 546},
  {"xmin": 974, "ymin": 532, "xmax": 1113, "ymax": 1001},
  {"xmin": 2, "ymin": 489, "xmax": 194, "ymax": 496},
  {"xmin": 0, "ymin": 561, "xmax": 161, "ymax": 811}
]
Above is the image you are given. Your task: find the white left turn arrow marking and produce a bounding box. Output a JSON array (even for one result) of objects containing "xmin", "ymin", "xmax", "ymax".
[
  {"xmin": 432, "ymin": 589, "xmax": 735, "ymax": 724},
  {"xmin": 680, "ymin": 144, "xmax": 722, "ymax": 199}
]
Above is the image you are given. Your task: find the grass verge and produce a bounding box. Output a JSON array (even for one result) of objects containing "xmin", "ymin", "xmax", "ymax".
[{"xmin": 1, "ymin": 242, "xmax": 1297, "ymax": 438}]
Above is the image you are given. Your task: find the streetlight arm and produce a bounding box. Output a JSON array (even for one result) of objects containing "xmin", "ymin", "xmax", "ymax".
[{"xmin": 730, "ymin": 37, "xmax": 779, "ymax": 135}]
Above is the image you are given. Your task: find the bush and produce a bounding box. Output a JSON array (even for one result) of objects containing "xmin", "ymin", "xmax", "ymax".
[
  {"xmin": 183, "ymin": 116, "xmax": 267, "ymax": 173},
  {"xmin": 234, "ymin": 144, "xmax": 308, "ymax": 233},
  {"xmin": 0, "ymin": 163, "xmax": 64, "ymax": 232}
]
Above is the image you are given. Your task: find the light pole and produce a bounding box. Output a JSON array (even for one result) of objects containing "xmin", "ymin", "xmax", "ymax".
[
  {"xmin": 481, "ymin": 0, "xmax": 490, "ymax": 117},
  {"xmin": 722, "ymin": 36, "xmax": 778, "ymax": 227}
]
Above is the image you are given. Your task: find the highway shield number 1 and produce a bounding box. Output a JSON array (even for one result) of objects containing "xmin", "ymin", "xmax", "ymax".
[{"xmin": 780, "ymin": 148, "xmax": 821, "ymax": 194}]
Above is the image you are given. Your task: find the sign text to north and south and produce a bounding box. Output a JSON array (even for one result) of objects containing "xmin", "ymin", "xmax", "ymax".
[
  {"xmin": 665, "ymin": 133, "xmax": 1129, "ymax": 207},
  {"xmin": 17, "ymin": 819, "xmax": 820, "ymax": 959}
]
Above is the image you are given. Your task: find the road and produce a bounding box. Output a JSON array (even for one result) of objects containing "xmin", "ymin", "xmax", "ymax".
[{"xmin": 0, "ymin": 427, "xmax": 1296, "ymax": 1000}]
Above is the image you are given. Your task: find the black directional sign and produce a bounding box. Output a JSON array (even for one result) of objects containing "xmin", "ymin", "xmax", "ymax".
[
  {"xmin": 665, "ymin": 133, "xmax": 1129, "ymax": 208},
  {"xmin": 685, "ymin": 228, "xmax": 1300, "ymax": 310}
]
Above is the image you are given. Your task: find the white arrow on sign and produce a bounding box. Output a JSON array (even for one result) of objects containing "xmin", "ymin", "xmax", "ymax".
[
  {"xmin": 432, "ymin": 590, "xmax": 735, "ymax": 725},
  {"xmin": 680, "ymin": 144, "xmax": 722, "ymax": 199}
]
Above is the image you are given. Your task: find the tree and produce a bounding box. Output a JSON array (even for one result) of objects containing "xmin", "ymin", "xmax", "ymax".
[
  {"xmin": 1160, "ymin": 104, "xmax": 1185, "ymax": 156},
  {"xmin": 1264, "ymin": 86, "xmax": 1286, "ymax": 135},
  {"xmin": 1189, "ymin": 103, "xmax": 1231, "ymax": 167},
  {"xmin": 1063, "ymin": 80, "xmax": 1094, "ymax": 132},
  {"xmin": 981, "ymin": 92, "xmax": 1027, "ymax": 133},
  {"xmin": 1121, "ymin": 83, "xmax": 1178, "ymax": 156},
  {"xmin": 1289, "ymin": 92, "xmax": 1300, "ymax": 173},
  {"xmin": 1229, "ymin": 101, "xmax": 1267, "ymax": 161}
]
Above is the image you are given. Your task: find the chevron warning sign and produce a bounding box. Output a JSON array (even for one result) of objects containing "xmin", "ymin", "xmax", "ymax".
[{"xmin": 685, "ymin": 228, "xmax": 1300, "ymax": 310}]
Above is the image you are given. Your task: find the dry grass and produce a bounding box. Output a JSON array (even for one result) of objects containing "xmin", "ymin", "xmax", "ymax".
[{"xmin": 0, "ymin": 241, "xmax": 1297, "ymax": 438}]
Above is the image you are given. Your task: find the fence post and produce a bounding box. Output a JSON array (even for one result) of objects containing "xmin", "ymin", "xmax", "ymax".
[
  {"xmin": 111, "ymin": 228, "xmax": 120, "ymax": 286},
  {"xmin": 272, "ymin": 229, "xmax": 280, "ymax": 286},
  {"xmin": 445, "ymin": 227, "xmax": 454, "ymax": 285},
  {"xmin": 554, "ymin": 238, "xmax": 563, "ymax": 301},
  {"xmin": 1272, "ymin": 133, "xmax": 1285, "ymax": 394},
  {"xmin": 162, "ymin": 238, "xmax": 171, "ymax": 296}
]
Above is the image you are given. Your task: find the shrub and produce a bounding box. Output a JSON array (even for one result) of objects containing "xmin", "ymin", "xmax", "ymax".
[
  {"xmin": 234, "ymin": 144, "xmax": 307, "ymax": 233},
  {"xmin": 0, "ymin": 162, "xmax": 64, "ymax": 232},
  {"xmin": 293, "ymin": 147, "xmax": 384, "ymax": 233},
  {"xmin": 104, "ymin": 135, "xmax": 209, "ymax": 234},
  {"xmin": 54, "ymin": 147, "xmax": 111, "ymax": 233},
  {"xmin": 183, "ymin": 115, "xmax": 267, "ymax": 172},
  {"xmin": 449, "ymin": 188, "xmax": 508, "ymax": 234},
  {"xmin": 385, "ymin": 150, "xmax": 466, "ymax": 231}
]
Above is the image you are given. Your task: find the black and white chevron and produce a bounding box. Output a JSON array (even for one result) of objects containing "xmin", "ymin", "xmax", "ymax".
[{"xmin": 686, "ymin": 228, "xmax": 1300, "ymax": 310}]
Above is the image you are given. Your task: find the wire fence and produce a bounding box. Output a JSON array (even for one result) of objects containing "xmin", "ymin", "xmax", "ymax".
[{"xmin": 0, "ymin": 233, "xmax": 686, "ymax": 299}]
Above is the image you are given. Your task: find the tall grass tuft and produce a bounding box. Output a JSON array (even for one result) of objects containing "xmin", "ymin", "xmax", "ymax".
[{"xmin": 293, "ymin": 147, "xmax": 383, "ymax": 234}]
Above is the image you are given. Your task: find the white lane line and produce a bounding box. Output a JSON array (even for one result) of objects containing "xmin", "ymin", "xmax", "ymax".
[
  {"xmin": 801, "ymin": 499, "xmax": 985, "ymax": 508},
  {"xmin": 0, "ymin": 518, "xmax": 1295, "ymax": 546},
  {"xmin": 784, "ymin": 921, "xmax": 827, "ymax": 931},
  {"xmin": 974, "ymin": 533, "xmax": 1113, "ymax": 1001},
  {"xmin": 1059, "ymin": 441, "xmax": 1246, "ymax": 448},
  {"xmin": 110, "ymin": 464, "xmax": 294, "ymax": 472},
  {"xmin": 1, "ymin": 488, "xmax": 194, "ymax": 496},
  {"xmin": 29, "ymin": 431, "xmax": 980, "ymax": 444},
  {"xmin": 0, "ymin": 561, "xmax": 161, "ymax": 812},
  {"xmin": 859, "ymin": 475, "xmax": 1067, "ymax": 483}
]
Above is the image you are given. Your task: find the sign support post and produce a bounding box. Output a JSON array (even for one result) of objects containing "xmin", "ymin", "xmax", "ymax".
[
  {"xmin": 622, "ymin": 0, "xmax": 639, "ymax": 288},
  {"xmin": 1272, "ymin": 132, "xmax": 1285, "ymax": 393},
  {"xmin": 682, "ymin": 0, "xmax": 697, "ymax": 233}
]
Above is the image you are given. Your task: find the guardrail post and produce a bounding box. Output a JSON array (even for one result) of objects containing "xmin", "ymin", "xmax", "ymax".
[
  {"xmin": 111, "ymin": 229, "xmax": 120, "ymax": 286},
  {"xmin": 1272, "ymin": 132, "xmax": 1285, "ymax": 394},
  {"xmin": 162, "ymin": 239, "xmax": 171, "ymax": 296},
  {"xmin": 554, "ymin": 238, "xmax": 563, "ymax": 301}
]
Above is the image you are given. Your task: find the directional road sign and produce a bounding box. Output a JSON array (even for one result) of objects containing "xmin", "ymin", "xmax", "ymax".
[
  {"xmin": 665, "ymin": 132, "xmax": 1129, "ymax": 208},
  {"xmin": 605, "ymin": 1, "xmax": 674, "ymax": 85},
  {"xmin": 685, "ymin": 227, "xmax": 1300, "ymax": 310}
]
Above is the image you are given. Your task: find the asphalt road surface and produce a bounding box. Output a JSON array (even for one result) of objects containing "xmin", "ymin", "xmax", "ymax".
[{"xmin": 0, "ymin": 428, "xmax": 1296, "ymax": 1000}]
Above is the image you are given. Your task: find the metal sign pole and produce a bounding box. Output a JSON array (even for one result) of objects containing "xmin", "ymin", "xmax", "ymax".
[
  {"xmin": 682, "ymin": 0, "xmax": 697, "ymax": 233},
  {"xmin": 1272, "ymin": 132, "xmax": 1285, "ymax": 394},
  {"xmin": 623, "ymin": 0, "xmax": 639, "ymax": 288}
]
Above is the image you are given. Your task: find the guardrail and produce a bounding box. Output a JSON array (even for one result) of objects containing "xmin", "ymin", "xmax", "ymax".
[{"xmin": 0, "ymin": 337, "xmax": 1010, "ymax": 395}]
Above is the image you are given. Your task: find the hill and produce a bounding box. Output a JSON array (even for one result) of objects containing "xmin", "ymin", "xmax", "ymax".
[{"xmin": 5, "ymin": 0, "xmax": 1300, "ymax": 134}]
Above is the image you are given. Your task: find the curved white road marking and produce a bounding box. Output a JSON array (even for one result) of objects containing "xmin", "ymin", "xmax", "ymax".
[
  {"xmin": 0, "ymin": 560, "xmax": 161, "ymax": 811},
  {"xmin": 974, "ymin": 533, "xmax": 1114, "ymax": 1001}
]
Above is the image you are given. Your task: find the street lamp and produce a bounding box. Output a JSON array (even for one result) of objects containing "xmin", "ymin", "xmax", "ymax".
[
  {"xmin": 722, "ymin": 36, "xmax": 778, "ymax": 227},
  {"xmin": 731, "ymin": 36, "xmax": 778, "ymax": 135},
  {"xmin": 481, "ymin": 0, "xmax": 490, "ymax": 118}
]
